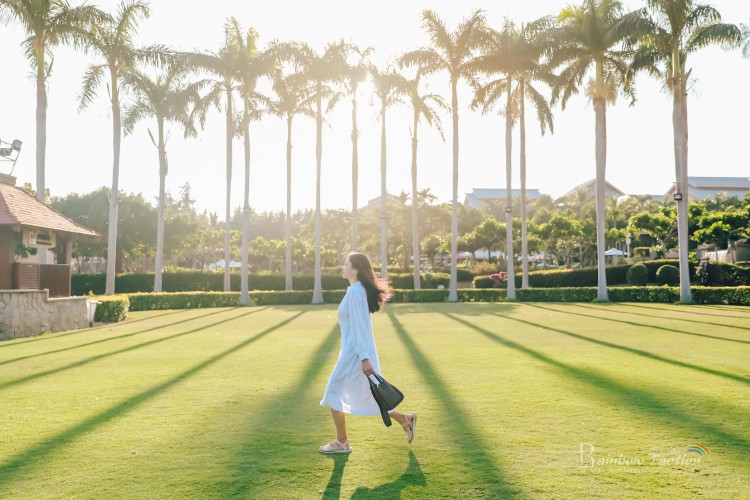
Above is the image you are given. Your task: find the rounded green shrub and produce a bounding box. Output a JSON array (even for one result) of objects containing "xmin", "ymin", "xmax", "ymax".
[
  {"xmin": 626, "ymin": 263, "xmax": 649, "ymax": 286},
  {"xmin": 656, "ymin": 264, "xmax": 680, "ymax": 286}
]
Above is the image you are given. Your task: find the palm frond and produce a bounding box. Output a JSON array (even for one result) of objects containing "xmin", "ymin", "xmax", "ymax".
[
  {"xmin": 78, "ymin": 63, "xmax": 106, "ymax": 111},
  {"xmin": 525, "ymin": 83, "xmax": 554, "ymax": 135},
  {"xmin": 687, "ymin": 22, "xmax": 742, "ymax": 53}
]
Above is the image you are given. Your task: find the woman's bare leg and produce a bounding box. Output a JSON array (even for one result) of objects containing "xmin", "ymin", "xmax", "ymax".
[
  {"xmin": 331, "ymin": 409, "xmax": 348, "ymax": 442},
  {"xmin": 389, "ymin": 410, "xmax": 414, "ymax": 433}
]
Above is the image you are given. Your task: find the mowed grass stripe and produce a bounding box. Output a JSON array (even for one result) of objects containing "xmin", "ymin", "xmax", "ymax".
[{"xmin": 0, "ymin": 310, "xmax": 307, "ymax": 493}]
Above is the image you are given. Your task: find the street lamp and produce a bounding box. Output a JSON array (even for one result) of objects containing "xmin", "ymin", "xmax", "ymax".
[{"xmin": 0, "ymin": 138, "xmax": 22, "ymax": 174}]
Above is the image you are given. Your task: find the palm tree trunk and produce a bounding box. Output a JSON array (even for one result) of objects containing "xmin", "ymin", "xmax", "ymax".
[
  {"xmin": 448, "ymin": 77, "xmax": 459, "ymax": 302},
  {"xmin": 519, "ymin": 82, "xmax": 529, "ymax": 290},
  {"xmin": 285, "ymin": 115, "xmax": 293, "ymax": 291},
  {"xmin": 674, "ymin": 77, "xmax": 692, "ymax": 302},
  {"xmin": 505, "ymin": 81, "xmax": 516, "ymax": 301},
  {"xmin": 105, "ymin": 79, "xmax": 121, "ymax": 295},
  {"xmin": 594, "ymin": 97, "xmax": 608, "ymax": 301},
  {"xmin": 223, "ymin": 89, "xmax": 233, "ymax": 292},
  {"xmin": 240, "ymin": 114, "xmax": 250, "ymax": 305},
  {"xmin": 379, "ymin": 103, "xmax": 388, "ymax": 280},
  {"xmin": 351, "ymin": 93, "xmax": 359, "ymax": 252},
  {"xmin": 411, "ymin": 108, "xmax": 421, "ymax": 290},
  {"xmin": 154, "ymin": 119, "xmax": 166, "ymax": 293},
  {"xmin": 34, "ymin": 56, "xmax": 48, "ymax": 265},
  {"xmin": 312, "ymin": 92, "xmax": 323, "ymax": 304},
  {"xmin": 35, "ymin": 57, "xmax": 47, "ymax": 203}
]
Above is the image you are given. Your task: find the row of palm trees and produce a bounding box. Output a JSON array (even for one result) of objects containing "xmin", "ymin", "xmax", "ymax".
[{"xmin": 2, "ymin": 0, "xmax": 747, "ymax": 303}]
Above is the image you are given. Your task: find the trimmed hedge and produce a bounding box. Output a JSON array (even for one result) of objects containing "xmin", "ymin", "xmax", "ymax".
[
  {"xmin": 656, "ymin": 265, "xmax": 680, "ymax": 286},
  {"xmin": 72, "ymin": 271, "xmax": 454, "ymax": 295},
  {"xmin": 516, "ymin": 287, "xmax": 597, "ymax": 302},
  {"xmin": 692, "ymin": 286, "xmax": 750, "ymax": 305},
  {"xmin": 96, "ymin": 285, "xmax": 750, "ymax": 313},
  {"xmin": 93, "ymin": 295, "xmax": 129, "ymax": 322},
  {"xmin": 473, "ymin": 276, "xmax": 495, "ymax": 289},
  {"xmin": 626, "ymin": 263, "xmax": 648, "ymax": 286}
]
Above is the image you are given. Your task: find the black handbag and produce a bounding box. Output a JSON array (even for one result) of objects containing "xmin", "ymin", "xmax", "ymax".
[{"xmin": 368, "ymin": 373, "xmax": 404, "ymax": 427}]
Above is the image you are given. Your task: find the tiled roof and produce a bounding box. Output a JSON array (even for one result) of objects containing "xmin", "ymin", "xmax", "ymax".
[{"xmin": 0, "ymin": 183, "xmax": 99, "ymax": 237}]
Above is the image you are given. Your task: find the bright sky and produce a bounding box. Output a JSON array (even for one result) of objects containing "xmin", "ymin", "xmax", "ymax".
[{"xmin": 2, "ymin": 0, "xmax": 749, "ymax": 216}]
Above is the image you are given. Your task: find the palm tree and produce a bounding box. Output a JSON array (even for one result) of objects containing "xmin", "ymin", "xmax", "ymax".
[
  {"xmin": 370, "ymin": 63, "xmax": 407, "ymax": 280},
  {"xmin": 77, "ymin": 0, "xmax": 150, "ymax": 296},
  {"xmin": 283, "ymin": 41, "xmax": 345, "ymax": 304},
  {"xmin": 183, "ymin": 19, "xmax": 247, "ymax": 293},
  {"xmin": 228, "ymin": 20, "xmax": 276, "ymax": 305},
  {"xmin": 401, "ymin": 9, "xmax": 486, "ymax": 302},
  {"xmin": 472, "ymin": 21, "xmax": 524, "ymax": 299},
  {"xmin": 122, "ymin": 64, "xmax": 203, "ymax": 292},
  {"xmin": 630, "ymin": 0, "xmax": 741, "ymax": 303},
  {"xmin": 269, "ymin": 70, "xmax": 313, "ymax": 291},
  {"xmin": 0, "ymin": 0, "xmax": 102, "ymax": 203},
  {"xmin": 402, "ymin": 69, "xmax": 446, "ymax": 289},
  {"xmin": 742, "ymin": 21, "xmax": 750, "ymax": 59},
  {"xmin": 549, "ymin": 0, "xmax": 638, "ymax": 301},
  {"xmin": 339, "ymin": 43, "xmax": 373, "ymax": 252},
  {"xmin": 513, "ymin": 20, "xmax": 556, "ymax": 289}
]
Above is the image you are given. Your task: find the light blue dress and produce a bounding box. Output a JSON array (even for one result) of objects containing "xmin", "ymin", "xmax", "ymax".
[{"xmin": 320, "ymin": 281, "xmax": 381, "ymax": 416}]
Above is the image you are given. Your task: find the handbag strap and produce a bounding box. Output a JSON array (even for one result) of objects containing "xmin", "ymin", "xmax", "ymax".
[{"xmin": 367, "ymin": 373, "xmax": 385, "ymax": 387}]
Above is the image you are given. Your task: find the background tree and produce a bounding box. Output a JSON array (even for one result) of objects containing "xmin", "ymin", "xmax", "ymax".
[
  {"xmin": 401, "ymin": 9, "xmax": 486, "ymax": 301},
  {"xmin": 184, "ymin": 18, "xmax": 249, "ymax": 292},
  {"xmin": 78, "ymin": 0, "xmax": 150, "ymax": 295},
  {"xmin": 284, "ymin": 41, "xmax": 346, "ymax": 303},
  {"xmin": 122, "ymin": 64, "xmax": 203, "ymax": 292},
  {"xmin": 402, "ymin": 70, "xmax": 446, "ymax": 288},
  {"xmin": 550, "ymin": 0, "xmax": 638, "ymax": 300},
  {"xmin": 230, "ymin": 22, "xmax": 275, "ymax": 305},
  {"xmin": 269, "ymin": 68, "xmax": 313, "ymax": 290},
  {"xmin": 370, "ymin": 62, "xmax": 406, "ymax": 279},
  {"xmin": 631, "ymin": 0, "xmax": 742, "ymax": 301},
  {"xmin": 339, "ymin": 43, "xmax": 373, "ymax": 252}
]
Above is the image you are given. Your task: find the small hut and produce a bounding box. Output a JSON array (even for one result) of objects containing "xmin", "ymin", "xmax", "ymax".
[{"xmin": 0, "ymin": 173, "xmax": 99, "ymax": 339}]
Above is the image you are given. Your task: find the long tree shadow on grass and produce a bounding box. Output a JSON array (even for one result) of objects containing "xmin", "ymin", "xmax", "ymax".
[
  {"xmin": 611, "ymin": 302, "xmax": 750, "ymax": 320},
  {"xmin": 516, "ymin": 305, "xmax": 750, "ymax": 385},
  {"xmin": 442, "ymin": 313, "xmax": 750, "ymax": 465},
  {"xmin": 0, "ymin": 310, "xmax": 306, "ymax": 489},
  {"xmin": 0, "ymin": 309, "xmax": 189, "ymax": 348},
  {"xmin": 221, "ymin": 324, "xmax": 345, "ymax": 497},
  {"xmin": 0, "ymin": 307, "xmax": 270, "ymax": 392},
  {"xmin": 221, "ymin": 323, "xmax": 430, "ymax": 498},
  {"xmin": 572, "ymin": 302, "xmax": 750, "ymax": 334},
  {"xmin": 527, "ymin": 303, "xmax": 750, "ymax": 347},
  {"xmin": 0, "ymin": 308, "xmax": 268, "ymax": 368},
  {"xmin": 349, "ymin": 451, "xmax": 425, "ymax": 499},
  {"xmin": 386, "ymin": 310, "xmax": 519, "ymax": 498},
  {"xmin": 321, "ymin": 454, "xmax": 349, "ymax": 500}
]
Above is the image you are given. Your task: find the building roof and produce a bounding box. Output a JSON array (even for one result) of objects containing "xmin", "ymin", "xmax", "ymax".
[
  {"xmin": 665, "ymin": 176, "xmax": 750, "ymax": 198},
  {"xmin": 562, "ymin": 179, "xmax": 625, "ymax": 198},
  {"xmin": 0, "ymin": 175, "xmax": 99, "ymax": 237},
  {"xmin": 464, "ymin": 188, "xmax": 542, "ymax": 208}
]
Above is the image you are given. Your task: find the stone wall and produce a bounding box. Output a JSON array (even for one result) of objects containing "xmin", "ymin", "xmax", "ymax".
[{"xmin": 0, "ymin": 290, "xmax": 89, "ymax": 340}]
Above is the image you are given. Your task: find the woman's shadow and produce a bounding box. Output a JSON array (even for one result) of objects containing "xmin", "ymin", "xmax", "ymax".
[{"xmin": 321, "ymin": 451, "xmax": 426, "ymax": 499}]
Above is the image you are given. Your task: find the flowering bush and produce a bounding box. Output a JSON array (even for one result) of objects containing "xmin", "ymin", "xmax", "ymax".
[{"xmin": 489, "ymin": 272, "xmax": 508, "ymax": 283}]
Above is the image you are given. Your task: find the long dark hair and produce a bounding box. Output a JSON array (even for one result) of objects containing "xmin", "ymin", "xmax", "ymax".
[{"xmin": 348, "ymin": 252, "xmax": 392, "ymax": 313}]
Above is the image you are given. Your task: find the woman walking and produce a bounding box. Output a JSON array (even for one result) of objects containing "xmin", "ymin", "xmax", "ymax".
[{"xmin": 319, "ymin": 252, "xmax": 416, "ymax": 454}]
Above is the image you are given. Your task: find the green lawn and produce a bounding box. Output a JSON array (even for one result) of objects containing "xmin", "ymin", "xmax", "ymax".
[{"xmin": 0, "ymin": 303, "xmax": 748, "ymax": 499}]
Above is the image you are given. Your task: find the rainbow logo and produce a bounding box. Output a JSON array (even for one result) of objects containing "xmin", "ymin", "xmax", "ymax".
[{"xmin": 687, "ymin": 444, "xmax": 709, "ymax": 457}]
